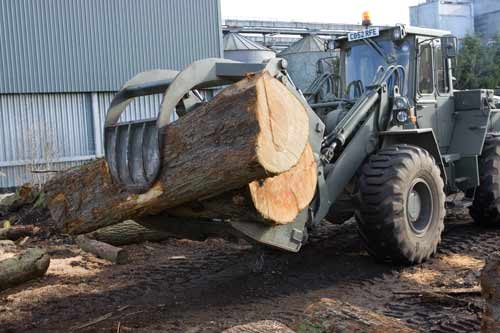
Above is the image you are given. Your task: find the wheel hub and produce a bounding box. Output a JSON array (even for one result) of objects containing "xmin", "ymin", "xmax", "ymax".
[
  {"xmin": 407, "ymin": 178, "xmax": 433, "ymax": 235},
  {"xmin": 408, "ymin": 190, "xmax": 422, "ymax": 222}
]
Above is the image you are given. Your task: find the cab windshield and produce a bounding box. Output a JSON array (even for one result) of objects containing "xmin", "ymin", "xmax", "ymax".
[{"xmin": 344, "ymin": 39, "xmax": 411, "ymax": 98}]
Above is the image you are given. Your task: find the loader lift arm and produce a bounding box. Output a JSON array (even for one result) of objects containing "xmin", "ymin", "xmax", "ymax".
[{"xmin": 312, "ymin": 66, "xmax": 404, "ymax": 225}]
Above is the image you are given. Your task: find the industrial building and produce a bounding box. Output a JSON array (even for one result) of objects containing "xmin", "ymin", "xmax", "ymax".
[
  {"xmin": 474, "ymin": 0, "xmax": 500, "ymax": 41},
  {"xmin": 223, "ymin": 19, "xmax": 361, "ymax": 52},
  {"xmin": 410, "ymin": 0, "xmax": 500, "ymax": 41},
  {"xmin": 409, "ymin": 0, "xmax": 475, "ymax": 39},
  {"xmin": 0, "ymin": 0, "xmax": 223, "ymax": 190}
]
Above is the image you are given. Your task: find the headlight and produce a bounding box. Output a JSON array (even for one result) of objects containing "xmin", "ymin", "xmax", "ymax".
[
  {"xmin": 396, "ymin": 111, "xmax": 409, "ymax": 123},
  {"xmin": 394, "ymin": 97, "xmax": 407, "ymax": 109}
]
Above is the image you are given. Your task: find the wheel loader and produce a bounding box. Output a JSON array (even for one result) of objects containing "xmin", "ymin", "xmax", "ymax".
[{"xmin": 104, "ymin": 24, "xmax": 500, "ymax": 264}]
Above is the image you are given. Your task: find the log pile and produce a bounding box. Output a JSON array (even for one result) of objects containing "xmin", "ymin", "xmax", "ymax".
[{"xmin": 8, "ymin": 71, "xmax": 317, "ymax": 236}]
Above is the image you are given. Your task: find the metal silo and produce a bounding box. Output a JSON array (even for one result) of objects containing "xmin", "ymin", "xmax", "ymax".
[
  {"xmin": 223, "ymin": 32, "xmax": 276, "ymax": 63},
  {"xmin": 279, "ymin": 34, "xmax": 337, "ymax": 93}
]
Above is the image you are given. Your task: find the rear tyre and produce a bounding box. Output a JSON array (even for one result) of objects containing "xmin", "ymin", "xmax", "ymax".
[
  {"xmin": 357, "ymin": 145, "xmax": 446, "ymax": 264},
  {"xmin": 470, "ymin": 137, "xmax": 500, "ymax": 225}
]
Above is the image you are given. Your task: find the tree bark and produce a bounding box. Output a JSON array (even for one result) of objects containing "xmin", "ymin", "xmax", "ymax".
[
  {"xmin": 0, "ymin": 247, "xmax": 50, "ymax": 291},
  {"xmin": 85, "ymin": 220, "xmax": 170, "ymax": 246},
  {"xmin": 42, "ymin": 71, "xmax": 309, "ymax": 235},
  {"xmin": 75, "ymin": 235, "xmax": 128, "ymax": 264},
  {"xmin": 169, "ymin": 144, "xmax": 317, "ymax": 224}
]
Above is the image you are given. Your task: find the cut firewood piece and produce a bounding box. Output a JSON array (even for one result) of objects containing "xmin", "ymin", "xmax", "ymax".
[
  {"xmin": 0, "ymin": 247, "xmax": 50, "ymax": 291},
  {"xmin": 169, "ymin": 144, "xmax": 317, "ymax": 225},
  {"xmin": 75, "ymin": 235, "xmax": 128, "ymax": 264},
  {"xmin": 302, "ymin": 298, "xmax": 417, "ymax": 333},
  {"xmin": 37, "ymin": 71, "xmax": 309, "ymax": 235},
  {"xmin": 0, "ymin": 225, "xmax": 36, "ymax": 241},
  {"xmin": 481, "ymin": 256, "xmax": 500, "ymax": 332},
  {"xmin": 85, "ymin": 220, "xmax": 170, "ymax": 246}
]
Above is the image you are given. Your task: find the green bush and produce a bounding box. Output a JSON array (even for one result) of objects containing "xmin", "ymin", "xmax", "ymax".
[{"xmin": 456, "ymin": 35, "xmax": 500, "ymax": 90}]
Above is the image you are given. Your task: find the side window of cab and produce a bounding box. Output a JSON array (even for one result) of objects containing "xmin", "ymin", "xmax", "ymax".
[
  {"xmin": 418, "ymin": 43, "xmax": 434, "ymax": 95},
  {"xmin": 434, "ymin": 40, "xmax": 450, "ymax": 94}
]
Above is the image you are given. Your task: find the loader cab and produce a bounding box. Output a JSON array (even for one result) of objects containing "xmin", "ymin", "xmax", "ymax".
[{"xmin": 333, "ymin": 25, "xmax": 458, "ymax": 150}]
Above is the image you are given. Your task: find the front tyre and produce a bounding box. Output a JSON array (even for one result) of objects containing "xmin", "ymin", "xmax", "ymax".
[{"xmin": 357, "ymin": 145, "xmax": 446, "ymax": 264}]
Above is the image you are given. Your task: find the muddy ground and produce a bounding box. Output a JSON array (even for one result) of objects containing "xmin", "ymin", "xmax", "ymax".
[{"xmin": 0, "ymin": 209, "xmax": 494, "ymax": 332}]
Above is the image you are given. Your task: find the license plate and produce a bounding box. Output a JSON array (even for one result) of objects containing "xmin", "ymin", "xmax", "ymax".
[{"xmin": 348, "ymin": 27, "xmax": 380, "ymax": 42}]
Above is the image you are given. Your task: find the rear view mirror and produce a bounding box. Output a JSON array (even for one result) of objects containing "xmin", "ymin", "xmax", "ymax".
[{"xmin": 441, "ymin": 35, "xmax": 458, "ymax": 58}]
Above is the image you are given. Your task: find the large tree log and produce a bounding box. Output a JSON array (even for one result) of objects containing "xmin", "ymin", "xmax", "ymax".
[
  {"xmin": 0, "ymin": 248, "xmax": 50, "ymax": 291},
  {"xmin": 42, "ymin": 71, "xmax": 309, "ymax": 235},
  {"xmin": 169, "ymin": 144, "xmax": 317, "ymax": 224},
  {"xmin": 85, "ymin": 220, "xmax": 170, "ymax": 246}
]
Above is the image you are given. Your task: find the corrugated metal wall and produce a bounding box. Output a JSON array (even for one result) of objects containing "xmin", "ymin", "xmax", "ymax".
[
  {"xmin": 0, "ymin": 0, "xmax": 222, "ymax": 93},
  {"xmin": 0, "ymin": 92, "xmax": 170, "ymax": 189},
  {"xmin": 0, "ymin": 0, "xmax": 221, "ymax": 190}
]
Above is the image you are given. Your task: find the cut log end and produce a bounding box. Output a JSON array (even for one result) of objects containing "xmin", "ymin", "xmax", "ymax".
[
  {"xmin": 168, "ymin": 143, "xmax": 317, "ymax": 225},
  {"xmin": 249, "ymin": 144, "xmax": 317, "ymax": 224},
  {"xmin": 255, "ymin": 72, "xmax": 309, "ymax": 174}
]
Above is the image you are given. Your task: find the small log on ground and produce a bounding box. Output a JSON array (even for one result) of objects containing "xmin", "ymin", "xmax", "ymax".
[
  {"xmin": 302, "ymin": 298, "xmax": 417, "ymax": 333},
  {"xmin": 223, "ymin": 321, "xmax": 295, "ymax": 333},
  {"xmin": 38, "ymin": 71, "xmax": 309, "ymax": 235},
  {"xmin": 481, "ymin": 256, "xmax": 500, "ymax": 333},
  {"xmin": 85, "ymin": 220, "xmax": 170, "ymax": 246},
  {"xmin": 169, "ymin": 144, "xmax": 317, "ymax": 225},
  {"xmin": 0, "ymin": 247, "xmax": 50, "ymax": 291},
  {"xmin": 0, "ymin": 225, "xmax": 36, "ymax": 241},
  {"xmin": 75, "ymin": 235, "xmax": 128, "ymax": 264}
]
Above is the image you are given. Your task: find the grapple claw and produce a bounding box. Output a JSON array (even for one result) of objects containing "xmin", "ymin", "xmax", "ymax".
[{"xmin": 104, "ymin": 58, "xmax": 286, "ymax": 193}]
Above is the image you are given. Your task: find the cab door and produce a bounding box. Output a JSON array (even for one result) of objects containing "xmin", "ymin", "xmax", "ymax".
[
  {"xmin": 434, "ymin": 39, "xmax": 454, "ymax": 152},
  {"xmin": 415, "ymin": 41, "xmax": 438, "ymax": 132}
]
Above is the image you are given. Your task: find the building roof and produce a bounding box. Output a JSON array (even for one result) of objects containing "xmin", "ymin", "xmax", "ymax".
[
  {"xmin": 279, "ymin": 34, "xmax": 326, "ymax": 55},
  {"xmin": 223, "ymin": 32, "xmax": 270, "ymax": 51}
]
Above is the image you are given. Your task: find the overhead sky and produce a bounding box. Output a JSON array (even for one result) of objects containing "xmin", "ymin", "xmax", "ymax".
[{"xmin": 221, "ymin": 0, "xmax": 427, "ymax": 26}]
